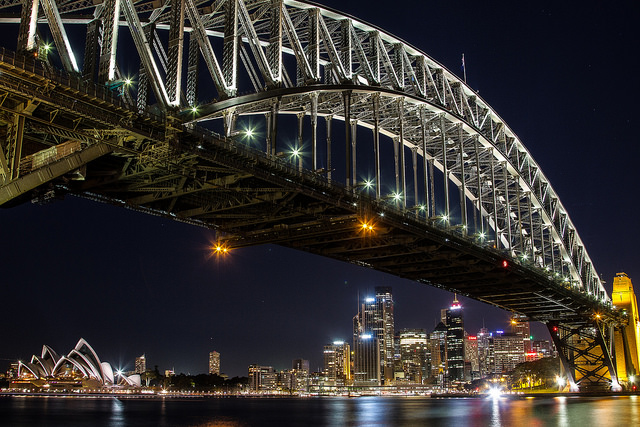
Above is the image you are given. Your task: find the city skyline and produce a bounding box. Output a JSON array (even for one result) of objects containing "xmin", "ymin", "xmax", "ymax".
[{"xmin": 1, "ymin": 0, "xmax": 638, "ymax": 378}]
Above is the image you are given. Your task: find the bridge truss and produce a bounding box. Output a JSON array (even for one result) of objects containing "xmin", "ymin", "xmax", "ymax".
[{"xmin": 0, "ymin": 0, "xmax": 632, "ymax": 390}]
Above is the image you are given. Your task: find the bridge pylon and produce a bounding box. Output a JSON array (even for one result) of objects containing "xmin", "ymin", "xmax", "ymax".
[{"xmin": 612, "ymin": 272, "xmax": 640, "ymax": 388}]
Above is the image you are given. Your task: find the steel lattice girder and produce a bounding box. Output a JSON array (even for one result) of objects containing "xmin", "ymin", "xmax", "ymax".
[{"xmin": 0, "ymin": 1, "xmax": 608, "ymax": 307}]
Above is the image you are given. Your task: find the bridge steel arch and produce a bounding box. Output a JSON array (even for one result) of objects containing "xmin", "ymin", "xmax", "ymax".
[{"xmin": 0, "ymin": 0, "xmax": 631, "ymax": 390}]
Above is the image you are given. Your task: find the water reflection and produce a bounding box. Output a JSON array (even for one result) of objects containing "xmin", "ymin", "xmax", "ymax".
[
  {"xmin": 108, "ymin": 398, "xmax": 124, "ymax": 427},
  {"xmin": 1, "ymin": 395, "xmax": 639, "ymax": 426},
  {"xmin": 490, "ymin": 397, "xmax": 502, "ymax": 427}
]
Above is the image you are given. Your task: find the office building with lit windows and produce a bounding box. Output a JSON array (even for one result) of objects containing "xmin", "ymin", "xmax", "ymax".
[
  {"xmin": 209, "ymin": 351, "xmax": 220, "ymax": 375},
  {"xmin": 445, "ymin": 296, "xmax": 465, "ymax": 382},
  {"xmin": 352, "ymin": 287, "xmax": 395, "ymax": 383},
  {"xmin": 134, "ymin": 354, "xmax": 146, "ymax": 374},
  {"xmin": 353, "ymin": 334, "xmax": 380, "ymax": 385},
  {"xmin": 323, "ymin": 341, "xmax": 351, "ymax": 386},
  {"xmin": 397, "ymin": 329, "xmax": 429, "ymax": 384},
  {"xmin": 493, "ymin": 333, "xmax": 525, "ymax": 373},
  {"xmin": 248, "ymin": 365, "xmax": 276, "ymax": 391}
]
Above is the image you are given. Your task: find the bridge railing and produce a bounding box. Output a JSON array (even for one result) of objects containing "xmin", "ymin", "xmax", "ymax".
[{"xmin": 0, "ymin": 47, "xmax": 166, "ymax": 134}]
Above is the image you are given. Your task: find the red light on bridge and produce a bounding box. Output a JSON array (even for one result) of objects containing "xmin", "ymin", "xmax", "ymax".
[
  {"xmin": 502, "ymin": 260, "xmax": 509, "ymax": 268},
  {"xmin": 552, "ymin": 326, "xmax": 558, "ymax": 332}
]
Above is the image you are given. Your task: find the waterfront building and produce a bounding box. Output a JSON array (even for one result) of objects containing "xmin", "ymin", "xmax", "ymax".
[
  {"xmin": 248, "ymin": 365, "xmax": 276, "ymax": 391},
  {"xmin": 352, "ymin": 287, "xmax": 395, "ymax": 383},
  {"xmin": 135, "ymin": 354, "xmax": 146, "ymax": 374},
  {"xmin": 323, "ymin": 341, "xmax": 351, "ymax": 386},
  {"xmin": 493, "ymin": 333, "xmax": 525, "ymax": 373},
  {"xmin": 477, "ymin": 327, "xmax": 494, "ymax": 377},
  {"xmin": 429, "ymin": 322, "xmax": 447, "ymax": 383},
  {"xmin": 353, "ymin": 334, "xmax": 380, "ymax": 386},
  {"xmin": 276, "ymin": 370, "xmax": 293, "ymax": 391},
  {"xmin": 511, "ymin": 317, "xmax": 532, "ymax": 352},
  {"xmin": 445, "ymin": 296, "xmax": 465, "ymax": 383},
  {"xmin": 209, "ymin": 351, "xmax": 220, "ymax": 375},
  {"xmin": 291, "ymin": 359, "xmax": 309, "ymax": 391},
  {"xmin": 397, "ymin": 329, "xmax": 429, "ymax": 384},
  {"xmin": 465, "ymin": 335, "xmax": 480, "ymax": 380}
]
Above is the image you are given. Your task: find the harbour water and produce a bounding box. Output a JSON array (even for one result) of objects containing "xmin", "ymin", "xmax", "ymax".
[{"xmin": 1, "ymin": 395, "xmax": 638, "ymax": 426}]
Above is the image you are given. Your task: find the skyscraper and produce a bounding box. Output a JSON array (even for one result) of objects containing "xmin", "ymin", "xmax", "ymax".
[
  {"xmin": 135, "ymin": 354, "xmax": 146, "ymax": 374},
  {"xmin": 398, "ymin": 329, "xmax": 430, "ymax": 384},
  {"xmin": 209, "ymin": 351, "xmax": 220, "ymax": 375},
  {"xmin": 429, "ymin": 321, "xmax": 448, "ymax": 383},
  {"xmin": 511, "ymin": 317, "xmax": 532, "ymax": 352},
  {"xmin": 323, "ymin": 341, "xmax": 351, "ymax": 386},
  {"xmin": 477, "ymin": 327, "xmax": 493, "ymax": 377},
  {"xmin": 352, "ymin": 287, "xmax": 395, "ymax": 383},
  {"xmin": 493, "ymin": 334, "xmax": 525, "ymax": 373},
  {"xmin": 445, "ymin": 295, "xmax": 465, "ymax": 383},
  {"xmin": 353, "ymin": 333, "xmax": 380, "ymax": 385}
]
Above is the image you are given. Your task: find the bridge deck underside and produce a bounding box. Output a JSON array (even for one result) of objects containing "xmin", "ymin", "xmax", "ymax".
[{"xmin": 65, "ymin": 129, "xmax": 598, "ymax": 324}]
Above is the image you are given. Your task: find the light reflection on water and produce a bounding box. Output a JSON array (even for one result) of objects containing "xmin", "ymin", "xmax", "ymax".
[{"xmin": 0, "ymin": 395, "xmax": 639, "ymax": 426}]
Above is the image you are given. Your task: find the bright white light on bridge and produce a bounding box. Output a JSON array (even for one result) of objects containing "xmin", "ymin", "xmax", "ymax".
[
  {"xmin": 292, "ymin": 148, "xmax": 300, "ymax": 157},
  {"xmin": 419, "ymin": 204, "xmax": 426, "ymax": 211},
  {"xmin": 441, "ymin": 214, "xmax": 449, "ymax": 222},
  {"xmin": 43, "ymin": 43, "xmax": 51, "ymax": 52},
  {"xmin": 124, "ymin": 78, "xmax": 132, "ymax": 86}
]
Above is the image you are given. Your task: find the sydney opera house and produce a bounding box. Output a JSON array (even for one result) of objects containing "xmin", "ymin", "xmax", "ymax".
[{"xmin": 13, "ymin": 338, "xmax": 141, "ymax": 390}]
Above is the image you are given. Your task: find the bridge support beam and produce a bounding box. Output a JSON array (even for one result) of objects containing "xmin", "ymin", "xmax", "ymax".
[
  {"xmin": 17, "ymin": 0, "xmax": 40, "ymax": 53},
  {"xmin": 326, "ymin": 115, "xmax": 332, "ymax": 181},
  {"xmin": 458, "ymin": 124, "xmax": 467, "ymax": 233},
  {"xmin": 420, "ymin": 107, "xmax": 428, "ymax": 216},
  {"xmin": 548, "ymin": 321, "xmax": 620, "ymax": 391},
  {"xmin": 343, "ymin": 91, "xmax": 351, "ymax": 188},
  {"xmin": 0, "ymin": 143, "xmax": 115, "ymax": 205},
  {"xmin": 439, "ymin": 115, "xmax": 449, "ymax": 221},
  {"xmin": 310, "ymin": 93, "xmax": 318, "ymax": 170},
  {"xmin": 398, "ymin": 98, "xmax": 405, "ymax": 209}
]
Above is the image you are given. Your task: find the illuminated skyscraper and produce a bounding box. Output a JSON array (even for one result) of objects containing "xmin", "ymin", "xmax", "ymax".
[
  {"xmin": 493, "ymin": 334, "xmax": 525, "ymax": 373},
  {"xmin": 353, "ymin": 334, "xmax": 380, "ymax": 385},
  {"xmin": 323, "ymin": 341, "xmax": 351, "ymax": 386},
  {"xmin": 135, "ymin": 354, "xmax": 146, "ymax": 374},
  {"xmin": 398, "ymin": 329, "xmax": 429, "ymax": 384},
  {"xmin": 511, "ymin": 317, "xmax": 532, "ymax": 352},
  {"xmin": 352, "ymin": 287, "xmax": 395, "ymax": 383},
  {"xmin": 477, "ymin": 327, "xmax": 493, "ymax": 377},
  {"xmin": 445, "ymin": 295, "xmax": 465, "ymax": 383},
  {"xmin": 209, "ymin": 351, "xmax": 220, "ymax": 375},
  {"xmin": 429, "ymin": 321, "xmax": 448, "ymax": 383},
  {"xmin": 465, "ymin": 335, "xmax": 479, "ymax": 380}
]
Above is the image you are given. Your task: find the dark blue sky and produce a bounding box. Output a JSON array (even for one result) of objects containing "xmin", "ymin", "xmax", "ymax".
[{"xmin": 1, "ymin": 0, "xmax": 639, "ymax": 377}]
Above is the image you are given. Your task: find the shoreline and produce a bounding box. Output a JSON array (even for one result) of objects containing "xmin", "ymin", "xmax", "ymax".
[{"xmin": 1, "ymin": 391, "xmax": 638, "ymax": 399}]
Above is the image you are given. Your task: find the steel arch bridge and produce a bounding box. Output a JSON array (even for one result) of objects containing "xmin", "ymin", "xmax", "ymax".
[{"xmin": 0, "ymin": 0, "xmax": 637, "ymax": 390}]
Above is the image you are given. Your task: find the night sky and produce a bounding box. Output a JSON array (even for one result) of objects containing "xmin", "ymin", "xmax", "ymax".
[{"xmin": 1, "ymin": 0, "xmax": 639, "ymax": 378}]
